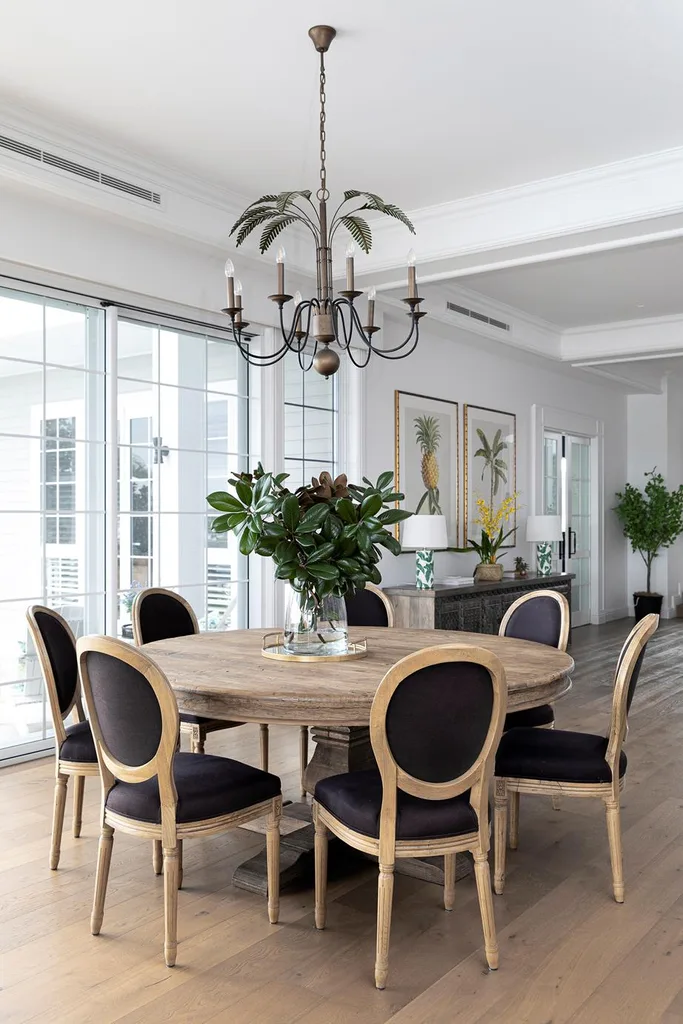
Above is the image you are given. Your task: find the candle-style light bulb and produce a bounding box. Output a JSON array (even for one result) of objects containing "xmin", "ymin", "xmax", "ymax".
[
  {"xmin": 224, "ymin": 259, "xmax": 235, "ymax": 308},
  {"xmin": 407, "ymin": 249, "xmax": 417, "ymax": 298},
  {"xmin": 234, "ymin": 279, "xmax": 243, "ymax": 326},
  {"xmin": 366, "ymin": 286, "xmax": 376, "ymax": 329},
  {"xmin": 276, "ymin": 247, "xmax": 285, "ymax": 293},
  {"xmin": 294, "ymin": 290, "xmax": 303, "ymax": 305},
  {"xmin": 345, "ymin": 240, "xmax": 356, "ymax": 292},
  {"xmin": 234, "ymin": 279, "xmax": 243, "ymax": 297}
]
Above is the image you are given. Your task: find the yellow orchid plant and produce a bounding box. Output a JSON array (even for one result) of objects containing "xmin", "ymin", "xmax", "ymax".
[{"xmin": 468, "ymin": 492, "xmax": 520, "ymax": 564}]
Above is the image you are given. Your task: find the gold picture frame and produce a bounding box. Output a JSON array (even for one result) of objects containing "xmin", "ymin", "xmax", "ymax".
[
  {"xmin": 394, "ymin": 390, "xmax": 460, "ymax": 548},
  {"xmin": 464, "ymin": 404, "xmax": 517, "ymax": 547}
]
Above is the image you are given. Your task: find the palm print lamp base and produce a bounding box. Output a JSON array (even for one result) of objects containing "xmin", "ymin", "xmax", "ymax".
[
  {"xmin": 525, "ymin": 515, "xmax": 563, "ymax": 577},
  {"xmin": 402, "ymin": 515, "xmax": 449, "ymax": 590}
]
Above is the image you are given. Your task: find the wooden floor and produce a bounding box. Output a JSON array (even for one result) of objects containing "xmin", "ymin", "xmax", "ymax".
[{"xmin": 1, "ymin": 618, "xmax": 683, "ymax": 1023}]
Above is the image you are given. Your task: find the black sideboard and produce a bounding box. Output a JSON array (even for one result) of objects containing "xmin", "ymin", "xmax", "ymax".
[{"xmin": 384, "ymin": 573, "xmax": 574, "ymax": 636}]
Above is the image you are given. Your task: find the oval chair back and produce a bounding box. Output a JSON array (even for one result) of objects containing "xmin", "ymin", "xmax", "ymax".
[
  {"xmin": 77, "ymin": 636, "xmax": 180, "ymax": 842},
  {"xmin": 132, "ymin": 588, "xmax": 199, "ymax": 646},
  {"xmin": 499, "ymin": 590, "xmax": 569, "ymax": 652},
  {"xmin": 26, "ymin": 605, "xmax": 82, "ymax": 747},
  {"xmin": 369, "ymin": 644, "xmax": 506, "ymax": 859},
  {"xmin": 344, "ymin": 583, "xmax": 394, "ymax": 628},
  {"xmin": 605, "ymin": 613, "xmax": 659, "ymax": 776}
]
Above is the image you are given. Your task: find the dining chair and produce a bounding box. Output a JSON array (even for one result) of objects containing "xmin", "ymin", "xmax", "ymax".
[
  {"xmin": 77, "ymin": 634, "xmax": 282, "ymax": 966},
  {"xmin": 313, "ymin": 643, "xmax": 506, "ymax": 989},
  {"xmin": 132, "ymin": 587, "xmax": 268, "ymax": 760},
  {"xmin": 26, "ymin": 605, "xmax": 99, "ymax": 869},
  {"xmin": 499, "ymin": 589, "xmax": 570, "ymax": 819},
  {"xmin": 344, "ymin": 582, "xmax": 395, "ymax": 628},
  {"xmin": 494, "ymin": 612, "xmax": 659, "ymax": 903}
]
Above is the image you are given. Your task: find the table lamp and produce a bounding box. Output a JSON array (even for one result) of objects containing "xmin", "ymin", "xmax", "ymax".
[
  {"xmin": 401, "ymin": 515, "xmax": 448, "ymax": 589},
  {"xmin": 526, "ymin": 515, "xmax": 562, "ymax": 575}
]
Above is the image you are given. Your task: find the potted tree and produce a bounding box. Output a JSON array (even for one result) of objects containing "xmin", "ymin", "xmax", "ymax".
[{"xmin": 614, "ymin": 468, "xmax": 683, "ymax": 621}]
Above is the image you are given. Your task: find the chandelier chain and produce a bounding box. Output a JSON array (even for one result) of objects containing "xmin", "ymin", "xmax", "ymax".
[{"xmin": 317, "ymin": 52, "xmax": 329, "ymax": 202}]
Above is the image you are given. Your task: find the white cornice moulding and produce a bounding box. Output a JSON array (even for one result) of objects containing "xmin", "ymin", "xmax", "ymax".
[
  {"xmin": 361, "ymin": 146, "xmax": 683, "ymax": 275},
  {"xmin": 562, "ymin": 314, "xmax": 683, "ymax": 363}
]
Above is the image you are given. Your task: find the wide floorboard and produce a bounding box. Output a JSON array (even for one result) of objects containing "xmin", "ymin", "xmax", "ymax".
[{"xmin": 1, "ymin": 618, "xmax": 682, "ymax": 1023}]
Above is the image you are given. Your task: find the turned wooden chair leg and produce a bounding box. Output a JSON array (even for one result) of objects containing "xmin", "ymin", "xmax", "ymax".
[
  {"xmin": 313, "ymin": 806, "xmax": 328, "ymax": 930},
  {"xmin": 72, "ymin": 774, "xmax": 85, "ymax": 838},
  {"xmin": 259, "ymin": 724, "xmax": 269, "ymax": 772},
  {"xmin": 509, "ymin": 790, "xmax": 520, "ymax": 850},
  {"xmin": 300, "ymin": 726, "xmax": 309, "ymax": 798},
  {"xmin": 50, "ymin": 773, "xmax": 68, "ymax": 870},
  {"xmin": 153, "ymin": 839, "xmax": 163, "ymax": 875},
  {"xmin": 494, "ymin": 779, "xmax": 508, "ymax": 895},
  {"xmin": 177, "ymin": 839, "xmax": 184, "ymax": 890},
  {"xmin": 605, "ymin": 797, "xmax": 625, "ymax": 903},
  {"xmin": 191, "ymin": 725, "xmax": 205, "ymax": 755},
  {"xmin": 91, "ymin": 824, "xmax": 114, "ymax": 935},
  {"xmin": 444, "ymin": 853, "xmax": 456, "ymax": 911},
  {"xmin": 266, "ymin": 799, "xmax": 281, "ymax": 925},
  {"xmin": 473, "ymin": 851, "xmax": 499, "ymax": 970},
  {"xmin": 163, "ymin": 846, "xmax": 180, "ymax": 966},
  {"xmin": 375, "ymin": 862, "xmax": 395, "ymax": 990}
]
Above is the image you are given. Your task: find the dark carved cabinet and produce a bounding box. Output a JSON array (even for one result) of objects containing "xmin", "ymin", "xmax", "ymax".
[{"xmin": 384, "ymin": 574, "xmax": 573, "ymax": 637}]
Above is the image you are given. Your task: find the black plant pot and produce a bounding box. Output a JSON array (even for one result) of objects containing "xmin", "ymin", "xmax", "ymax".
[{"xmin": 633, "ymin": 592, "xmax": 663, "ymax": 622}]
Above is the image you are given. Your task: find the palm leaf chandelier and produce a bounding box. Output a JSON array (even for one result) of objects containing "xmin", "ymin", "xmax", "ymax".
[{"xmin": 221, "ymin": 25, "xmax": 427, "ymax": 377}]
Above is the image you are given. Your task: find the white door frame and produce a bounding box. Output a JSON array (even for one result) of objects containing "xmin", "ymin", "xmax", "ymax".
[{"xmin": 531, "ymin": 404, "xmax": 604, "ymax": 625}]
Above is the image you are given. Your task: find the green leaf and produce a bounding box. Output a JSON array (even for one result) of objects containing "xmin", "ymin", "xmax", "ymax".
[
  {"xmin": 335, "ymin": 498, "xmax": 357, "ymax": 524},
  {"xmin": 274, "ymin": 472, "xmax": 290, "ymax": 486},
  {"xmin": 275, "ymin": 561, "xmax": 298, "ymax": 580},
  {"xmin": 239, "ymin": 528, "xmax": 258, "ymax": 556},
  {"xmin": 322, "ymin": 516, "xmax": 343, "ymax": 541},
  {"xmin": 378, "ymin": 509, "xmax": 412, "ymax": 525},
  {"xmin": 358, "ymin": 201, "xmax": 415, "ymax": 234},
  {"xmin": 337, "ymin": 558, "xmax": 361, "ymax": 574},
  {"xmin": 259, "ymin": 215, "xmax": 298, "ymax": 253},
  {"xmin": 306, "ymin": 541, "xmax": 336, "ymax": 564},
  {"xmin": 297, "ymin": 533, "xmax": 317, "ymax": 550},
  {"xmin": 210, "ymin": 515, "xmax": 231, "ymax": 533},
  {"xmin": 375, "ymin": 533, "xmax": 401, "ymax": 556},
  {"xmin": 356, "ymin": 526, "xmax": 372, "ymax": 553},
  {"xmin": 206, "ymin": 491, "xmax": 244, "ymax": 513},
  {"xmin": 376, "ymin": 471, "xmax": 394, "ymax": 491},
  {"xmin": 297, "ymin": 503, "xmax": 329, "ymax": 533},
  {"xmin": 381, "ymin": 491, "xmax": 404, "ymax": 503},
  {"xmin": 306, "ymin": 563, "xmax": 339, "ymax": 580},
  {"xmin": 255, "ymin": 495, "xmax": 278, "ymax": 514},
  {"xmin": 276, "ymin": 190, "xmax": 312, "ymax": 211},
  {"xmin": 235, "ymin": 209, "xmax": 282, "ymax": 248},
  {"xmin": 235, "ymin": 480, "xmax": 253, "ymax": 506},
  {"xmin": 253, "ymin": 473, "xmax": 272, "ymax": 504},
  {"xmin": 360, "ymin": 493, "xmax": 383, "ymax": 520},
  {"xmin": 275, "ymin": 540, "xmax": 298, "ymax": 564},
  {"xmin": 282, "ymin": 494, "xmax": 300, "ymax": 532},
  {"xmin": 339, "ymin": 215, "xmax": 372, "ymax": 254},
  {"xmin": 262, "ymin": 521, "xmax": 286, "ymax": 539}
]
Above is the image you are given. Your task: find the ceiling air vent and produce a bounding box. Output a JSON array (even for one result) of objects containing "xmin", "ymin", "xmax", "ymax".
[
  {"xmin": 0, "ymin": 132, "xmax": 161, "ymax": 206},
  {"xmin": 446, "ymin": 301, "xmax": 510, "ymax": 333}
]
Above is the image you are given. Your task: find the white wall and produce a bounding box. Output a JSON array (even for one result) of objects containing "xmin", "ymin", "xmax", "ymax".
[
  {"xmin": 365, "ymin": 315, "xmax": 629, "ymax": 620},
  {"xmin": 626, "ymin": 378, "xmax": 683, "ymax": 615}
]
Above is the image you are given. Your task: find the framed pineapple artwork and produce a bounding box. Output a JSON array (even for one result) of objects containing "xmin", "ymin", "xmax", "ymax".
[
  {"xmin": 463, "ymin": 404, "xmax": 517, "ymax": 547},
  {"xmin": 394, "ymin": 391, "xmax": 459, "ymax": 547}
]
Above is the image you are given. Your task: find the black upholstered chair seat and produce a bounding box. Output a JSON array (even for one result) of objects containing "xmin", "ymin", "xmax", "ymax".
[
  {"xmin": 315, "ymin": 769, "xmax": 478, "ymax": 840},
  {"xmin": 504, "ymin": 704, "xmax": 554, "ymax": 731},
  {"xmin": 106, "ymin": 752, "xmax": 281, "ymax": 824},
  {"xmin": 496, "ymin": 727, "xmax": 627, "ymax": 784},
  {"xmin": 59, "ymin": 720, "xmax": 97, "ymax": 763}
]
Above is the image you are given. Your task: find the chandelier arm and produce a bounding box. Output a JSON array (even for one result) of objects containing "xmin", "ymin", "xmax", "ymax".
[
  {"xmin": 343, "ymin": 336, "xmax": 374, "ymax": 369},
  {"xmin": 288, "ymin": 203, "xmax": 322, "ymax": 243},
  {"xmin": 231, "ymin": 331, "xmax": 294, "ymax": 364},
  {"xmin": 278, "ymin": 302, "xmax": 317, "ymax": 355},
  {"xmin": 374, "ymin": 319, "xmax": 422, "ymax": 360},
  {"xmin": 298, "ymin": 336, "xmax": 320, "ymax": 373}
]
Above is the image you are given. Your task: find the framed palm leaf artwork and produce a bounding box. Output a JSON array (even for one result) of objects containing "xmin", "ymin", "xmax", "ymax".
[
  {"xmin": 464, "ymin": 404, "xmax": 517, "ymax": 546},
  {"xmin": 394, "ymin": 391, "xmax": 459, "ymax": 547}
]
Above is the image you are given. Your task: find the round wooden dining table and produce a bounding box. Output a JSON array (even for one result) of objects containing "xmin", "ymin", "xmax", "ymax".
[{"xmin": 140, "ymin": 626, "xmax": 574, "ymax": 893}]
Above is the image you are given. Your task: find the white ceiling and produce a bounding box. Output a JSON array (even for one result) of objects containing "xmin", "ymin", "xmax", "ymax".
[
  {"xmin": 1, "ymin": 0, "xmax": 683, "ymax": 210},
  {"xmin": 457, "ymin": 237, "xmax": 683, "ymax": 328}
]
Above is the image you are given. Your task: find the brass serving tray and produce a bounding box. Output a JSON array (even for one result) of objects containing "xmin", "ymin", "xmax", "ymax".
[{"xmin": 261, "ymin": 632, "xmax": 368, "ymax": 663}]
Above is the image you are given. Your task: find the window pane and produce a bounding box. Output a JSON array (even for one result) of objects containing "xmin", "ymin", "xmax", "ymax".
[
  {"xmin": 118, "ymin": 320, "xmax": 156, "ymax": 382},
  {"xmin": 207, "ymin": 340, "xmax": 239, "ymax": 394},
  {"xmin": 0, "ymin": 293, "xmax": 43, "ymax": 362},
  {"xmin": 45, "ymin": 305, "xmax": 87, "ymax": 369}
]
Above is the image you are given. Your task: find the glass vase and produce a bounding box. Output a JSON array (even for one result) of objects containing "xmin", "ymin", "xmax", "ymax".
[{"xmin": 283, "ymin": 587, "xmax": 349, "ymax": 656}]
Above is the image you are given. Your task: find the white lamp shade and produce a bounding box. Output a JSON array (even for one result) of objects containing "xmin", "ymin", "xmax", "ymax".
[
  {"xmin": 401, "ymin": 514, "xmax": 448, "ymax": 550},
  {"xmin": 526, "ymin": 514, "xmax": 562, "ymax": 542}
]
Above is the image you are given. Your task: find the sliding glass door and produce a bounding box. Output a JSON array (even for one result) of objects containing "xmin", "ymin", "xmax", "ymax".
[{"xmin": 543, "ymin": 430, "xmax": 592, "ymax": 627}]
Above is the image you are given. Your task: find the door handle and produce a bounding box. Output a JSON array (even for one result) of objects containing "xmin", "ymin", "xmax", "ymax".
[{"xmin": 570, "ymin": 527, "xmax": 577, "ymax": 556}]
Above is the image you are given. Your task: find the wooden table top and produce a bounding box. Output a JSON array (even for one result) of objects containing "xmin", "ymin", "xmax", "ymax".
[{"xmin": 140, "ymin": 627, "xmax": 574, "ymax": 727}]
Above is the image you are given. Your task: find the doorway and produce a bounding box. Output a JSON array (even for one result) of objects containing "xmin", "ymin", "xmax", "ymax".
[{"xmin": 543, "ymin": 431, "xmax": 592, "ymax": 627}]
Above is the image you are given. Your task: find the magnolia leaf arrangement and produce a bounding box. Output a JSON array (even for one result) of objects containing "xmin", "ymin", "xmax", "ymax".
[
  {"xmin": 230, "ymin": 190, "xmax": 415, "ymax": 255},
  {"xmin": 207, "ymin": 466, "xmax": 412, "ymax": 601}
]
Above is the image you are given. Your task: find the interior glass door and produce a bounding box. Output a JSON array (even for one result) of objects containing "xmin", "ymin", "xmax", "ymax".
[{"xmin": 542, "ymin": 430, "xmax": 592, "ymax": 627}]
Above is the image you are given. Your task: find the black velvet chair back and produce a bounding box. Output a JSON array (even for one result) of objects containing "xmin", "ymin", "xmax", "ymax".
[
  {"xmin": 83, "ymin": 651, "xmax": 164, "ymax": 769},
  {"xmin": 133, "ymin": 588, "xmax": 198, "ymax": 646},
  {"xmin": 345, "ymin": 586, "xmax": 391, "ymax": 628},
  {"xmin": 500, "ymin": 591, "xmax": 569, "ymax": 652},
  {"xmin": 371, "ymin": 645, "xmax": 506, "ymax": 805},
  {"xmin": 606, "ymin": 613, "xmax": 658, "ymax": 765},
  {"xmin": 385, "ymin": 662, "xmax": 494, "ymax": 784},
  {"xmin": 27, "ymin": 606, "xmax": 78, "ymax": 717},
  {"xmin": 613, "ymin": 614, "xmax": 658, "ymax": 719}
]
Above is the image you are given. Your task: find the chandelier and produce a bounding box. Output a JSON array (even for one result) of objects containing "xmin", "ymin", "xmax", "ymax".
[{"xmin": 221, "ymin": 25, "xmax": 426, "ymax": 377}]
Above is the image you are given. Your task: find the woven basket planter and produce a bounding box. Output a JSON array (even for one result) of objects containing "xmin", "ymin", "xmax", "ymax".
[{"xmin": 474, "ymin": 562, "xmax": 504, "ymax": 582}]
